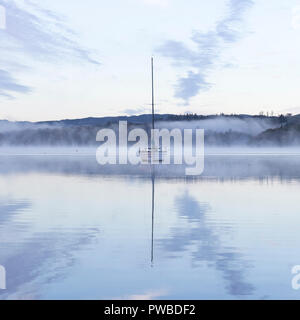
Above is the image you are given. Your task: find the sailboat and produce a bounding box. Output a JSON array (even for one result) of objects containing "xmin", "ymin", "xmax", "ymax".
[{"xmin": 139, "ymin": 57, "xmax": 166, "ymax": 164}]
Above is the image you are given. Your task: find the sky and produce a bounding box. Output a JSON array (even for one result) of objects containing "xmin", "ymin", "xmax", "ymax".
[{"xmin": 1, "ymin": 0, "xmax": 300, "ymax": 121}]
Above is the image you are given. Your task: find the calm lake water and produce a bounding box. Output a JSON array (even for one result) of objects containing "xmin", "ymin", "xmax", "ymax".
[{"xmin": 0, "ymin": 150, "xmax": 300, "ymax": 300}]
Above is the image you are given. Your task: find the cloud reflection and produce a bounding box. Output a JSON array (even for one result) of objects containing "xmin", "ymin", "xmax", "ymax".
[
  {"xmin": 159, "ymin": 191, "xmax": 255, "ymax": 296},
  {"xmin": 0, "ymin": 197, "xmax": 100, "ymax": 300}
]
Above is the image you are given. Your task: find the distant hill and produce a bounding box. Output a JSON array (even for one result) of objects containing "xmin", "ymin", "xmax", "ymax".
[
  {"xmin": 253, "ymin": 123, "xmax": 300, "ymax": 146},
  {"xmin": 2, "ymin": 113, "xmax": 294, "ymax": 127},
  {"xmin": 0, "ymin": 113, "xmax": 300, "ymax": 146}
]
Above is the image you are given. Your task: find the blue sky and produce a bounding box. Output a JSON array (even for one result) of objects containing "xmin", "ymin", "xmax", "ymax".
[{"xmin": 0, "ymin": 0, "xmax": 300, "ymax": 121}]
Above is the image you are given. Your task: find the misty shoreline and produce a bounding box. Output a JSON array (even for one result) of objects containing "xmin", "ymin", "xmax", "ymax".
[{"xmin": 1, "ymin": 113, "xmax": 300, "ymax": 147}]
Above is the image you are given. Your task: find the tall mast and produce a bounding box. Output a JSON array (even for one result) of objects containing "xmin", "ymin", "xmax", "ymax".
[
  {"xmin": 151, "ymin": 58, "xmax": 155, "ymax": 265},
  {"xmin": 151, "ymin": 167, "xmax": 155, "ymax": 265},
  {"xmin": 151, "ymin": 57, "xmax": 155, "ymax": 131}
]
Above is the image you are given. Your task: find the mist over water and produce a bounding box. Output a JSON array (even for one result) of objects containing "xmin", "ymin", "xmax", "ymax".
[
  {"xmin": 1, "ymin": 114, "xmax": 298, "ymax": 147},
  {"xmin": 0, "ymin": 152, "xmax": 299, "ymax": 299},
  {"xmin": 157, "ymin": 116, "xmax": 279, "ymax": 135}
]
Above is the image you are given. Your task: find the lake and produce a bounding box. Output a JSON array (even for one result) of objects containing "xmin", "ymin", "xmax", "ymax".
[{"xmin": 0, "ymin": 149, "xmax": 300, "ymax": 299}]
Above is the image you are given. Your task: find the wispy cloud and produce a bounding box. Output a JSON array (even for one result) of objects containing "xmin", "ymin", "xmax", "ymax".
[
  {"xmin": 0, "ymin": 0, "xmax": 99, "ymax": 98},
  {"xmin": 0, "ymin": 69, "xmax": 31, "ymax": 98},
  {"xmin": 156, "ymin": 0, "xmax": 254, "ymax": 104}
]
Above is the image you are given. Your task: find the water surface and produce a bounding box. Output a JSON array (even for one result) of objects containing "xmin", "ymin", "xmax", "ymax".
[{"xmin": 0, "ymin": 151, "xmax": 299, "ymax": 299}]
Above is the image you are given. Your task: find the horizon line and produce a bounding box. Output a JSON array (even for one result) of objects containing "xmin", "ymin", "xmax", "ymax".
[{"xmin": 0, "ymin": 112, "xmax": 298, "ymax": 124}]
